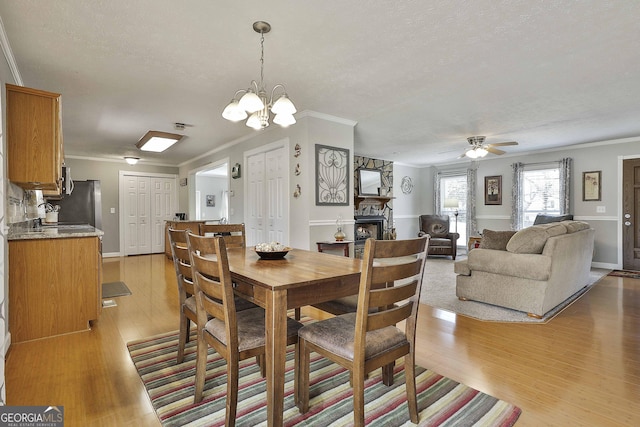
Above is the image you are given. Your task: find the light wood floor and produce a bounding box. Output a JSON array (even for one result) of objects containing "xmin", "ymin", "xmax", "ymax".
[{"xmin": 5, "ymin": 254, "xmax": 640, "ymax": 426}]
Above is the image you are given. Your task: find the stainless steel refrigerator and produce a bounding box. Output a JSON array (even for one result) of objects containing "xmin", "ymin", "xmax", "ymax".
[{"xmin": 55, "ymin": 180, "xmax": 103, "ymax": 229}]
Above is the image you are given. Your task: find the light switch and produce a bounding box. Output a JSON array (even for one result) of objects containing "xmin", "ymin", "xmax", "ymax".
[
  {"xmin": 230, "ymin": 208, "xmax": 234, "ymax": 216},
  {"xmin": 110, "ymin": 207, "xmax": 116, "ymax": 214},
  {"xmin": 596, "ymin": 206, "xmax": 605, "ymax": 213}
]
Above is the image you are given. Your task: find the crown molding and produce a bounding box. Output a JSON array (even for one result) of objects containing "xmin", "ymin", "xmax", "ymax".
[{"xmin": 0, "ymin": 16, "xmax": 23, "ymax": 86}]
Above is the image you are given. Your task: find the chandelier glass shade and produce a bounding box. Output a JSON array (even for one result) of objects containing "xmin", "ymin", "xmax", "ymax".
[{"xmin": 222, "ymin": 21, "xmax": 296, "ymax": 130}]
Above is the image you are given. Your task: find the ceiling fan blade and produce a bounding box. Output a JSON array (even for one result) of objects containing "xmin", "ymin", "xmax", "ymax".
[
  {"xmin": 457, "ymin": 152, "xmax": 467, "ymax": 159},
  {"xmin": 488, "ymin": 141, "xmax": 518, "ymax": 147},
  {"xmin": 486, "ymin": 146, "xmax": 506, "ymax": 155}
]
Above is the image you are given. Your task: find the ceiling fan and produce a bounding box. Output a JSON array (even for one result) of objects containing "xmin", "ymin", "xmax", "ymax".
[{"xmin": 458, "ymin": 136, "xmax": 518, "ymax": 159}]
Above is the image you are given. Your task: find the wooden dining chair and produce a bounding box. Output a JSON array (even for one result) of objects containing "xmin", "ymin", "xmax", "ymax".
[
  {"xmin": 167, "ymin": 227, "xmax": 199, "ymax": 364},
  {"xmin": 186, "ymin": 232, "xmax": 303, "ymax": 424},
  {"xmin": 296, "ymin": 236, "xmax": 429, "ymax": 426},
  {"xmin": 198, "ymin": 223, "xmax": 246, "ymax": 248}
]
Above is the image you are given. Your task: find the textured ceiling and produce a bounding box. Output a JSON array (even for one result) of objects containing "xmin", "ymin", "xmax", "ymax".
[{"xmin": 1, "ymin": 0, "xmax": 639, "ymax": 167}]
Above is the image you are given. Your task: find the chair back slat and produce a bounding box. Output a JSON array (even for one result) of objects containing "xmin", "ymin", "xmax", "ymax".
[
  {"xmin": 368, "ymin": 280, "xmax": 417, "ymax": 308},
  {"xmin": 199, "ymin": 223, "xmax": 246, "ymax": 248},
  {"xmin": 366, "ymin": 301, "xmax": 413, "ymax": 331},
  {"xmin": 370, "ymin": 258, "xmax": 423, "ymax": 284}
]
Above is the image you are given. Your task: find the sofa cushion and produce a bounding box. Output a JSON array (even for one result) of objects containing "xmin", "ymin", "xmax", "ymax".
[
  {"xmin": 479, "ymin": 229, "xmax": 516, "ymax": 251},
  {"xmin": 429, "ymin": 237, "xmax": 452, "ymax": 247},
  {"xmin": 562, "ymin": 220, "xmax": 590, "ymax": 233},
  {"xmin": 466, "ymin": 248, "xmax": 552, "ymax": 280},
  {"xmin": 506, "ymin": 223, "xmax": 567, "ymax": 254}
]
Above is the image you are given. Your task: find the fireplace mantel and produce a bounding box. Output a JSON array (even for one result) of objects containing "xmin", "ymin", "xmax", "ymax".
[{"xmin": 354, "ymin": 195, "xmax": 393, "ymax": 209}]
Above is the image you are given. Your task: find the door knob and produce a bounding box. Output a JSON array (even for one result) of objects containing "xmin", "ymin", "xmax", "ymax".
[
  {"xmin": 624, "ymin": 213, "xmax": 631, "ymax": 219},
  {"xmin": 624, "ymin": 221, "xmax": 631, "ymax": 226}
]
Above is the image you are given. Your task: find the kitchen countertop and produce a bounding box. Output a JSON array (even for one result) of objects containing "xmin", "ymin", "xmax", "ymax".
[{"xmin": 8, "ymin": 224, "xmax": 104, "ymax": 241}]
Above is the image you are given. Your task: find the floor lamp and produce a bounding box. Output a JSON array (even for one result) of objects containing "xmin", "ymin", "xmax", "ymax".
[{"xmin": 444, "ymin": 198, "xmax": 459, "ymax": 234}]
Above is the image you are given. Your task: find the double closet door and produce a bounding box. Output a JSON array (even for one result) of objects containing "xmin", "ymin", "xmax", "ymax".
[
  {"xmin": 245, "ymin": 144, "xmax": 289, "ymax": 247},
  {"xmin": 123, "ymin": 174, "xmax": 176, "ymax": 255}
]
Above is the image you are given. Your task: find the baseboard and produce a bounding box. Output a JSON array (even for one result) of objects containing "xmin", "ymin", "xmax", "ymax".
[
  {"xmin": 591, "ymin": 261, "xmax": 619, "ymax": 270},
  {"xmin": 103, "ymin": 252, "xmax": 122, "ymax": 258}
]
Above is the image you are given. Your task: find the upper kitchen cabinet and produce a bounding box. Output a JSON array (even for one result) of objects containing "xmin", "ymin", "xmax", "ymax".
[{"xmin": 6, "ymin": 83, "xmax": 64, "ymax": 193}]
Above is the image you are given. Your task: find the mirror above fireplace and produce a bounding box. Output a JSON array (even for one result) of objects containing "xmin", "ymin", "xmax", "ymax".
[{"xmin": 358, "ymin": 168, "xmax": 382, "ymax": 196}]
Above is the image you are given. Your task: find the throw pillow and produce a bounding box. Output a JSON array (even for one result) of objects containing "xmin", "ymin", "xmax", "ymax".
[{"xmin": 479, "ymin": 229, "xmax": 516, "ymax": 251}]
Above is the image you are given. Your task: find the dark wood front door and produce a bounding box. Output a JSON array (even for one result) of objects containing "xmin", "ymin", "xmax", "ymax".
[{"xmin": 622, "ymin": 158, "xmax": 640, "ymax": 270}]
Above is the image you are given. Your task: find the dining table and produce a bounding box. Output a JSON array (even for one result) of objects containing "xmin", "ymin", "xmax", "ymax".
[{"xmin": 225, "ymin": 246, "xmax": 362, "ymax": 427}]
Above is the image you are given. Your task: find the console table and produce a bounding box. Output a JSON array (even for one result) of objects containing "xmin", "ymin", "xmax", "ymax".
[{"xmin": 316, "ymin": 240, "xmax": 353, "ymax": 257}]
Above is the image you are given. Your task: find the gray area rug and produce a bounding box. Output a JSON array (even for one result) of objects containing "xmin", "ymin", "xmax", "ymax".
[
  {"xmin": 419, "ymin": 257, "xmax": 609, "ymax": 323},
  {"xmin": 102, "ymin": 281, "xmax": 132, "ymax": 298}
]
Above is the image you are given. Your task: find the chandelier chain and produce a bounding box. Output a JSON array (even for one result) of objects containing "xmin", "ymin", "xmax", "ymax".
[{"xmin": 259, "ymin": 32, "xmax": 265, "ymax": 90}]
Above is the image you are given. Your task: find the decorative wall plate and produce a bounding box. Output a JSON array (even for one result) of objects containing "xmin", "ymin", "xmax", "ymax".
[{"xmin": 401, "ymin": 176, "xmax": 414, "ymax": 194}]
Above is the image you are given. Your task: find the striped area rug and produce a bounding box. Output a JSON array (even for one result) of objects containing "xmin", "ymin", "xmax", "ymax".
[{"xmin": 128, "ymin": 329, "xmax": 521, "ymax": 426}]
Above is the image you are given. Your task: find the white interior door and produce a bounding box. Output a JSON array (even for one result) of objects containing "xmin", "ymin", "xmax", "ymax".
[
  {"xmin": 136, "ymin": 177, "xmax": 151, "ymax": 254},
  {"xmin": 151, "ymin": 177, "xmax": 175, "ymax": 253},
  {"xmin": 124, "ymin": 176, "xmax": 140, "ymax": 255},
  {"xmin": 121, "ymin": 172, "xmax": 177, "ymax": 256},
  {"xmin": 245, "ymin": 144, "xmax": 288, "ymax": 246},
  {"xmin": 265, "ymin": 148, "xmax": 287, "ymax": 243},
  {"xmin": 246, "ymin": 152, "xmax": 266, "ymax": 245}
]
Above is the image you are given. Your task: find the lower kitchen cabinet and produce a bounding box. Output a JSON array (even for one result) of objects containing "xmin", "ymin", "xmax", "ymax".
[{"xmin": 9, "ymin": 236, "xmax": 102, "ymax": 343}]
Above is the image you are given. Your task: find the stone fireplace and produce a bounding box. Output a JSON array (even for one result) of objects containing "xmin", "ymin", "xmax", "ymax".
[{"xmin": 354, "ymin": 215, "xmax": 385, "ymax": 258}]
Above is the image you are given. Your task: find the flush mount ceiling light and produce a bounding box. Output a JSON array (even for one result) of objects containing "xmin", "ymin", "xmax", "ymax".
[
  {"xmin": 136, "ymin": 131, "xmax": 184, "ymax": 152},
  {"xmin": 124, "ymin": 156, "xmax": 139, "ymax": 165},
  {"xmin": 222, "ymin": 21, "xmax": 297, "ymax": 130}
]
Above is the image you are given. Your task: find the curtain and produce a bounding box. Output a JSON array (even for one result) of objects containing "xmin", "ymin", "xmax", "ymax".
[
  {"xmin": 511, "ymin": 162, "xmax": 524, "ymax": 230},
  {"xmin": 434, "ymin": 172, "xmax": 442, "ymax": 214},
  {"xmin": 466, "ymin": 167, "xmax": 477, "ymax": 238},
  {"xmin": 559, "ymin": 157, "xmax": 572, "ymax": 214}
]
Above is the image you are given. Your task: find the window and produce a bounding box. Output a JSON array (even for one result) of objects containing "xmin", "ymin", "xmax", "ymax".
[
  {"xmin": 440, "ymin": 174, "xmax": 467, "ymax": 244},
  {"xmin": 521, "ymin": 167, "xmax": 560, "ymax": 227},
  {"xmin": 514, "ymin": 159, "xmax": 571, "ymax": 229}
]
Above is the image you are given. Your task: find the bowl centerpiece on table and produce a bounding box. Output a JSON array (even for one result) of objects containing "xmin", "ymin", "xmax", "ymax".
[{"xmin": 254, "ymin": 242, "xmax": 291, "ymax": 259}]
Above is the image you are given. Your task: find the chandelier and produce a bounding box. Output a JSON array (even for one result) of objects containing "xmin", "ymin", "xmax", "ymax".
[{"xmin": 222, "ymin": 21, "xmax": 297, "ymax": 130}]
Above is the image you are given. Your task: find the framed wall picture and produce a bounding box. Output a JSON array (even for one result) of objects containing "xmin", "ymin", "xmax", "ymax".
[
  {"xmin": 484, "ymin": 175, "xmax": 502, "ymax": 205},
  {"xmin": 583, "ymin": 171, "xmax": 601, "ymax": 201},
  {"xmin": 205, "ymin": 194, "xmax": 215, "ymax": 207},
  {"xmin": 315, "ymin": 144, "xmax": 349, "ymax": 206}
]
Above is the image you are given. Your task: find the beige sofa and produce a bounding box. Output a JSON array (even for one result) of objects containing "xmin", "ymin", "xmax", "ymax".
[{"xmin": 454, "ymin": 221, "xmax": 595, "ymax": 318}]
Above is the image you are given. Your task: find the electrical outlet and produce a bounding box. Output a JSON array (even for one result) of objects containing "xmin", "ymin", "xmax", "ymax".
[{"xmin": 596, "ymin": 206, "xmax": 605, "ymax": 213}]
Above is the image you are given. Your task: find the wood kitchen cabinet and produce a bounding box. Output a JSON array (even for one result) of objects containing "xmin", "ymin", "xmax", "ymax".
[
  {"xmin": 6, "ymin": 83, "xmax": 64, "ymax": 194},
  {"xmin": 9, "ymin": 236, "xmax": 102, "ymax": 343}
]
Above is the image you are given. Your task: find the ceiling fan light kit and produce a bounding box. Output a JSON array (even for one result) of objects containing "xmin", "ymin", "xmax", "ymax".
[
  {"xmin": 461, "ymin": 136, "xmax": 518, "ymax": 159},
  {"xmin": 222, "ymin": 21, "xmax": 297, "ymax": 130}
]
